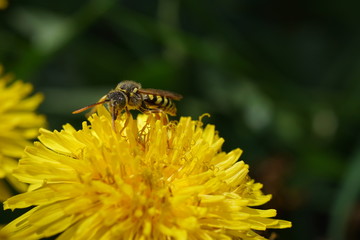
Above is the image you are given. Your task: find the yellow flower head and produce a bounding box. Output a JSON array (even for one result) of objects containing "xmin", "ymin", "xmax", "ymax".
[
  {"xmin": 2, "ymin": 107, "xmax": 291, "ymax": 240},
  {"xmin": 0, "ymin": 0, "xmax": 8, "ymax": 10},
  {"xmin": 0, "ymin": 66, "xmax": 46, "ymax": 200}
]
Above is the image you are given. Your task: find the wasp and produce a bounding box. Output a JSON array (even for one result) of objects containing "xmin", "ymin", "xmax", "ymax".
[{"xmin": 72, "ymin": 81, "xmax": 182, "ymax": 130}]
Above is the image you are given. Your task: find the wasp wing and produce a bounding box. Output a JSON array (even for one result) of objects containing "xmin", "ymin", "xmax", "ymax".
[{"xmin": 138, "ymin": 88, "xmax": 183, "ymax": 100}]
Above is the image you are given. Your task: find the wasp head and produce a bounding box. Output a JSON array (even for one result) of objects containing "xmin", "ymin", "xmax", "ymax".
[
  {"xmin": 116, "ymin": 80, "xmax": 142, "ymax": 108},
  {"xmin": 106, "ymin": 90, "xmax": 127, "ymax": 121}
]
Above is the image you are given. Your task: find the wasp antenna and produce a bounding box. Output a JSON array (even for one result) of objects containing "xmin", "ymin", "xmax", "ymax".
[{"xmin": 72, "ymin": 100, "xmax": 107, "ymax": 114}]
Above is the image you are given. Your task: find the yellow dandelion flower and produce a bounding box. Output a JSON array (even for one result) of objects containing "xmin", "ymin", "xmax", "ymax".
[
  {"xmin": 2, "ymin": 107, "xmax": 291, "ymax": 240},
  {"xmin": 0, "ymin": 0, "xmax": 8, "ymax": 10},
  {"xmin": 0, "ymin": 65, "xmax": 46, "ymax": 200}
]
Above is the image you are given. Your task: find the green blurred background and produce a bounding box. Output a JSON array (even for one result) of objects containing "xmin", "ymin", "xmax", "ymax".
[{"xmin": 1, "ymin": 0, "xmax": 360, "ymax": 239}]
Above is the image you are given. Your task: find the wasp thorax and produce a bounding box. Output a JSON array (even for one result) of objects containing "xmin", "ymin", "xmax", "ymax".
[{"xmin": 116, "ymin": 80, "xmax": 142, "ymax": 93}]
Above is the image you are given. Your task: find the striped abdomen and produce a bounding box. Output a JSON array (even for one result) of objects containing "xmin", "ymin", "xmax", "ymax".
[{"xmin": 142, "ymin": 94, "xmax": 177, "ymax": 116}]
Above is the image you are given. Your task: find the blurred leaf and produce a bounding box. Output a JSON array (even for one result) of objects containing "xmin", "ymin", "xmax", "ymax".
[
  {"xmin": 8, "ymin": 0, "xmax": 117, "ymax": 79},
  {"xmin": 106, "ymin": 7, "xmax": 253, "ymax": 75},
  {"xmin": 328, "ymin": 145, "xmax": 360, "ymax": 239}
]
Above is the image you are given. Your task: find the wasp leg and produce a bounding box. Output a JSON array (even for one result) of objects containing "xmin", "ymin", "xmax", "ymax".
[
  {"xmin": 151, "ymin": 110, "xmax": 169, "ymax": 125},
  {"xmin": 137, "ymin": 113, "xmax": 152, "ymax": 140},
  {"xmin": 140, "ymin": 105, "xmax": 170, "ymax": 125},
  {"xmin": 118, "ymin": 108, "xmax": 131, "ymax": 135},
  {"xmin": 110, "ymin": 106, "xmax": 118, "ymax": 132},
  {"xmin": 136, "ymin": 106, "xmax": 156, "ymax": 136}
]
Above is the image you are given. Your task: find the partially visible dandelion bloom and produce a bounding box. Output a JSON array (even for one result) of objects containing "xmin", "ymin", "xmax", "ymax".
[
  {"xmin": 2, "ymin": 106, "xmax": 291, "ymax": 239},
  {"xmin": 0, "ymin": 66, "xmax": 46, "ymax": 200},
  {"xmin": 0, "ymin": 0, "xmax": 8, "ymax": 10}
]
